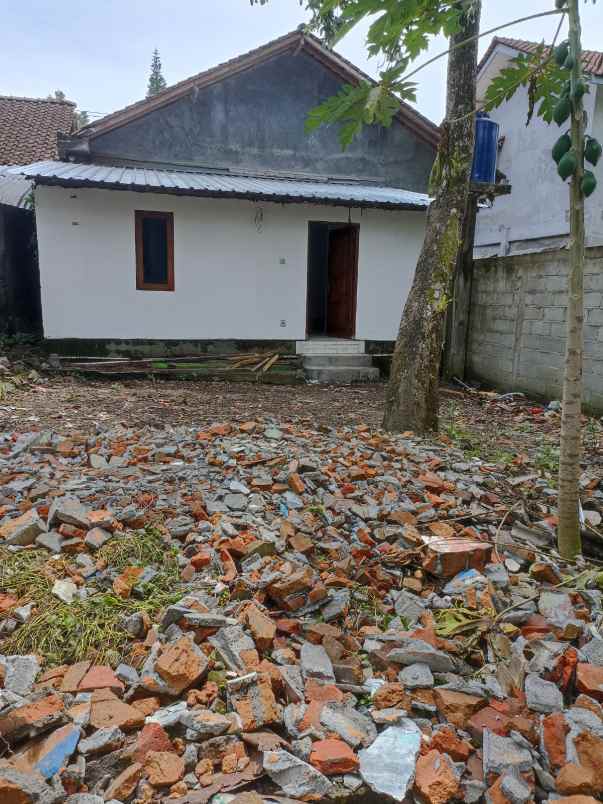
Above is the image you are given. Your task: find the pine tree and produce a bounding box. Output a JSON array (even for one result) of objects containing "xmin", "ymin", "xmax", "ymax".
[{"xmin": 147, "ymin": 49, "xmax": 167, "ymax": 97}]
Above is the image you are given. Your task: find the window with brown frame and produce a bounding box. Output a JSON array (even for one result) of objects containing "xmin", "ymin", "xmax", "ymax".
[{"xmin": 135, "ymin": 211, "xmax": 174, "ymax": 291}]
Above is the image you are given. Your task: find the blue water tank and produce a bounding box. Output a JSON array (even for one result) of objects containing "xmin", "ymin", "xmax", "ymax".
[{"xmin": 471, "ymin": 112, "xmax": 500, "ymax": 184}]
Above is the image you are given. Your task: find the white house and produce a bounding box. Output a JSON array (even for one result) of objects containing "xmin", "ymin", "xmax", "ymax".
[
  {"xmin": 9, "ymin": 30, "xmax": 439, "ymax": 372},
  {"xmin": 475, "ymin": 37, "xmax": 603, "ymax": 256}
]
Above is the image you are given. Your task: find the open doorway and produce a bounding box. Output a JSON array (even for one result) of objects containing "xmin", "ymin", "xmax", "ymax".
[{"xmin": 306, "ymin": 222, "xmax": 359, "ymax": 338}]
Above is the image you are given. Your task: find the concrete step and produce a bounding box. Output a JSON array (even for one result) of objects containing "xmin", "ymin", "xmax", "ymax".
[
  {"xmin": 305, "ymin": 365, "xmax": 381, "ymax": 384},
  {"xmin": 296, "ymin": 339, "xmax": 365, "ymax": 356},
  {"xmin": 303, "ymin": 354, "xmax": 373, "ymax": 368}
]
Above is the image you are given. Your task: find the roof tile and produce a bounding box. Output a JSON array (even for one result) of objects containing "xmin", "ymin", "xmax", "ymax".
[
  {"xmin": 482, "ymin": 36, "xmax": 603, "ymax": 77},
  {"xmin": 0, "ymin": 96, "xmax": 75, "ymax": 166}
]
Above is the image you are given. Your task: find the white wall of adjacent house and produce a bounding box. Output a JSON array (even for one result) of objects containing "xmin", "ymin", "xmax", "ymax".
[
  {"xmin": 475, "ymin": 46, "xmax": 603, "ymax": 253},
  {"xmin": 34, "ymin": 186, "xmax": 426, "ymax": 342}
]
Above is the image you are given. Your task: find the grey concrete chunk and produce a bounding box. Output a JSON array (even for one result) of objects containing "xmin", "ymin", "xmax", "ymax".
[
  {"xmin": 2, "ymin": 509, "xmax": 46, "ymax": 546},
  {"xmin": 393, "ymin": 590, "xmax": 426, "ymax": 625},
  {"xmin": 524, "ymin": 673, "xmax": 563, "ymax": 714},
  {"xmin": 388, "ymin": 638, "xmax": 456, "ymax": 673},
  {"xmin": 0, "ymin": 764, "xmax": 64, "ymax": 803},
  {"xmin": 499, "ymin": 768, "xmax": 532, "ymax": 803},
  {"xmin": 263, "ymin": 749, "xmax": 332, "ymax": 799},
  {"xmin": 84, "ymin": 527, "xmax": 112, "ymax": 551},
  {"xmin": 320, "ymin": 702, "xmax": 377, "ymax": 748},
  {"xmin": 0, "ymin": 654, "xmax": 39, "ymax": 696},
  {"xmin": 279, "ymin": 664, "xmax": 304, "ymax": 703},
  {"xmin": 224, "ymin": 493, "xmax": 248, "ymax": 511},
  {"xmin": 65, "ymin": 796, "xmax": 105, "ymax": 804},
  {"xmin": 482, "ymin": 730, "xmax": 532, "ymax": 777},
  {"xmin": 47, "ymin": 497, "xmax": 90, "ymax": 530},
  {"xmin": 538, "ymin": 591, "xmax": 578, "ymax": 626},
  {"xmin": 78, "ymin": 727, "xmax": 124, "ymax": 756},
  {"xmin": 208, "ymin": 624, "xmax": 257, "ymax": 673},
  {"xmin": 398, "ymin": 663, "xmax": 434, "ymax": 689},
  {"xmin": 180, "ymin": 709, "xmax": 232, "ymax": 738},
  {"xmin": 145, "ymin": 701, "xmax": 187, "ymax": 728},
  {"xmin": 581, "ymin": 637, "xmax": 603, "ymax": 666},
  {"xmin": 358, "ymin": 722, "xmax": 422, "ymax": 802},
  {"xmin": 300, "ymin": 642, "xmax": 335, "ymax": 682},
  {"xmin": 35, "ymin": 530, "xmax": 65, "ymax": 553},
  {"xmin": 115, "ymin": 663, "xmax": 139, "ymax": 686}
]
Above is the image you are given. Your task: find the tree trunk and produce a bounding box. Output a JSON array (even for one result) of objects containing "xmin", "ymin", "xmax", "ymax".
[
  {"xmin": 383, "ymin": 1, "xmax": 481, "ymax": 433},
  {"xmin": 558, "ymin": 0, "xmax": 585, "ymax": 559}
]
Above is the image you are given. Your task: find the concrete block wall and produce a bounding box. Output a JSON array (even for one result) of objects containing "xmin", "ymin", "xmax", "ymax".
[{"xmin": 467, "ymin": 246, "xmax": 603, "ymax": 412}]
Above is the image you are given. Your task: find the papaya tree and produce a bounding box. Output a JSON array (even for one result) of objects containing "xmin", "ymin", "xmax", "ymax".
[{"xmin": 484, "ymin": 0, "xmax": 599, "ymax": 559}]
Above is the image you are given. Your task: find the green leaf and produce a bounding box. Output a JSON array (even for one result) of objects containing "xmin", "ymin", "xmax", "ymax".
[
  {"xmin": 484, "ymin": 47, "xmax": 569, "ymax": 126},
  {"xmin": 305, "ymin": 77, "xmax": 410, "ymax": 148}
]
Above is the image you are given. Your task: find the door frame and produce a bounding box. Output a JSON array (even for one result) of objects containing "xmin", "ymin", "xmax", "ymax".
[{"xmin": 305, "ymin": 221, "xmax": 359, "ymax": 339}]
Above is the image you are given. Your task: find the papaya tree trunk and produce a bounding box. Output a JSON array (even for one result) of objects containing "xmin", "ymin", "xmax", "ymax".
[
  {"xmin": 383, "ymin": 1, "xmax": 481, "ymax": 433},
  {"xmin": 558, "ymin": 0, "xmax": 585, "ymax": 559}
]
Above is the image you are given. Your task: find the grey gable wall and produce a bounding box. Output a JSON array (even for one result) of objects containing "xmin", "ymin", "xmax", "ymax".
[{"xmin": 90, "ymin": 50, "xmax": 436, "ymax": 192}]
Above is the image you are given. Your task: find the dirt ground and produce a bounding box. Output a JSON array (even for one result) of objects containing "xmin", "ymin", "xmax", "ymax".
[{"xmin": 2, "ymin": 374, "xmax": 602, "ymax": 476}]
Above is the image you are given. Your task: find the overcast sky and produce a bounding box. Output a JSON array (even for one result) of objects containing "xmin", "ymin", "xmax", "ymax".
[{"xmin": 2, "ymin": 1, "xmax": 602, "ymax": 125}]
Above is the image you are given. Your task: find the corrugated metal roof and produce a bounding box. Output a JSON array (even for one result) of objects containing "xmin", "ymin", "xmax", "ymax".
[
  {"xmin": 10, "ymin": 161, "xmax": 430, "ymax": 210},
  {"xmin": 0, "ymin": 166, "xmax": 33, "ymax": 208}
]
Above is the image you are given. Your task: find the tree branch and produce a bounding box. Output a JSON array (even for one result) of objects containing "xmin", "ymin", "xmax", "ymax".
[
  {"xmin": 395, "ymin": 9, "xmax": 564, "ymax": 85},
  {"xmin": 447, "ymin": 11, "xmax": 567, "ymax": 126}
]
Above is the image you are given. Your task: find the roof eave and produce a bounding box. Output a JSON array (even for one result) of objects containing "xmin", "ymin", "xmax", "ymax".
[{"xmin": 31, "ymin": 174, "xmax": 429, "ymax": 212}]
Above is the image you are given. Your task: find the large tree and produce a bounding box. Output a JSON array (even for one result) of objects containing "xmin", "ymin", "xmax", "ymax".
[
  {"xmin": 147, "ymin": 48, "xmax": 167, "ymax": 97},
  {"xmin": 383, "ymin": 3, "xmax": 480, "ymax": 432},
  {"xmin": 253, "ymin": 0, "xmax": 598, "ymax": 557}
]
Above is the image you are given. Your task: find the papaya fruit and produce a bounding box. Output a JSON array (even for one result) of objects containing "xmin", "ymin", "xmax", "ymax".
[
  {"xmin": 555, "ymin": 0, "xmax": 567, "ymax": 7},
  {"xmin": 552, "ymin": 133, "xmax": 572, "ymax": 164},
  {"xmin": 572, "ymin": 80, "xmax": 587, "ymax": 101},
  {"xmin": 564, "ymin": 53, "xmax": 576, "ymax": 70},
  {"xmin": 558, "ymin": 149, "xmax": 578, "ymax": 181},
  {"xmin": 553, "ymin": 96, "xmax": 572, "ymax": 126},
  {"xmin": 582, "ymin": 171, "xmax": 598, "ymax": 198},
  {"xmin": 585, "ymin": 137, "xmax": 602, "ymax": 167},
  {"xmin": 554, "ymin": 41, "xmax": 570, "ymax": 67},
  {"xmin": 561, "ymin": 80, "xmax": 571, "ymax": 98}
]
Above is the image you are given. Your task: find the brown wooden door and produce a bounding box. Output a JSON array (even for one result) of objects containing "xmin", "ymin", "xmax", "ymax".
[{"xmin": 327, "ymin": 225, "xmax": 358, "ymax": 338}]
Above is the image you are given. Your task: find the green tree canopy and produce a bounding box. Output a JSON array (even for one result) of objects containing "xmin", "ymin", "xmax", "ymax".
[{"xmin": 147, "ymin": 48, "xmax": 167, "ymax": 97}]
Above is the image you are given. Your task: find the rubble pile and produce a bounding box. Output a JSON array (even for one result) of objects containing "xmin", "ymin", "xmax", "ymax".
[
  {"xmin": 0, "ymin": 351, "xmax": 46, "ymax": 401},
  {"xmin": 0, "ymin": 418, "xmax": 603, "ymax": 803}
]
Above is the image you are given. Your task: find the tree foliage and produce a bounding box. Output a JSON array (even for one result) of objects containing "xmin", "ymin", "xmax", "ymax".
[
  {"xmin": 484, "ymin": 47, "xmax": 568, "ymax": 125},
  {"xmin": 147, "ymin": 48, "xmax": 167, "ymax": 98}
]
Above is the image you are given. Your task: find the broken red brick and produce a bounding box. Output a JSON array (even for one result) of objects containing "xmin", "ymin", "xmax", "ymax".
[
  {"xmin": 414, "ymin": 749, "xmax": 460, "ymax": 804},
  {"xmin": 134, "ymin": 723, "xmax": 175, "ymax": 763},
  {"xmin": 309, "ymin": 739, "xmax": 359, "ymax": 775},
  {"xmin": 576, "ymin": 664, "xmax": 603, "ymax": 702},
  {"xmin": 144, "ymin": 751, "xmax": 185, "ymax": 787}
]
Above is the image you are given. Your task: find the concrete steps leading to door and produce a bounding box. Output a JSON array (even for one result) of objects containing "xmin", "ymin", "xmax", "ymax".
[
  {"xmin": 296, "ymin": 339, "xmax": 366, "ymax": 356},
  {"xmin": 296, "ymin": 340, "xmax": 380, "ymax": 384}
]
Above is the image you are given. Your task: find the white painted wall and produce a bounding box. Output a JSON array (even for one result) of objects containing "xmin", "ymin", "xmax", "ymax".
[
  {"xmin": 34, "ymin": 186, "xmax": 426, "ymax": 342},
  {"xmin": 476, "ymin": 46, "xmax": 603, "ymax": 251}
]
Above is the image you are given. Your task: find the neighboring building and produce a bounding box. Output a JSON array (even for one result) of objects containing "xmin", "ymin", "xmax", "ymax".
[
  {"xmin": 464, "ymin": 39, "xmax": 603, "ymax": 411},
  {"xmin": 475, "ymin": 37, "xmax": 603, "ymax": 255},
  {"xmin": 0, "ymin": 96, "xmax": 74, "ymax": 334},
  {"xmin": 0, "ymin": 95, "xmax": 75, "ymax": 165},
  {"xmin": 8, "ymin": 30, "xmax": 438, "ymax": 362}
]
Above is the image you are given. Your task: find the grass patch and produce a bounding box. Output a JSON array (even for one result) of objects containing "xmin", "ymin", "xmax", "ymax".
[
  {"xmin": 534, "ymin": 441, "xmax": 560, "ymax": 476},
  {"xmin": 0, "ymin": 527, "xmax": 181, "ymax": 668}
]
